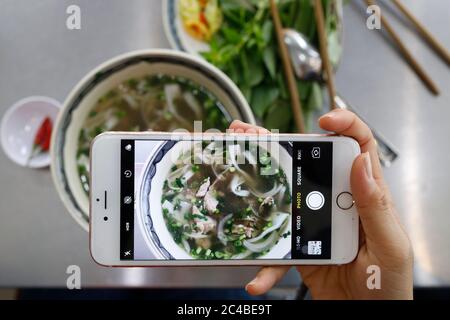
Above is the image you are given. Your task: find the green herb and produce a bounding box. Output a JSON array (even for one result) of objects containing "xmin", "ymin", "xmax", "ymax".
[
  {"xmin": 88, "ymin": 110, "xmax": 98, "ymax": 118},
  {"xmin": 282, "ymin": 231, "xmax": 291, "ymax": 239},
  {"xmin": 174, "ymin": 177, "xmax": 184, "ymax": 189},
  {"xmin": 202, "ymin": 0, "xmax": 342, "ymax": 132},
  {"xmin": 115, "ymin": 110, "xmax": 127, "ymax": 119},
  {"xmin": 127, "ymin": 78, "xmax": 138, "ymax": 89}
]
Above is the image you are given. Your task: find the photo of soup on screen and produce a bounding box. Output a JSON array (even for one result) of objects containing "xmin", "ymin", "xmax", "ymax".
[{"xmin": 121, "ymin": 137, "xmax": 333, "ymax": 261}]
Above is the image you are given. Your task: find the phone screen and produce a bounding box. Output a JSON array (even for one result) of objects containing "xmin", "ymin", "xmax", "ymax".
[{"xmin": 120, "ymin": 137, "xmax": 333, "ymax": 261}]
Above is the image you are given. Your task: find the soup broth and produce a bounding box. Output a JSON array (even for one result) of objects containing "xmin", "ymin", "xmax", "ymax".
[{"xmin": 160, "ymin": 142, "xmax": 291, "ymax": 260}]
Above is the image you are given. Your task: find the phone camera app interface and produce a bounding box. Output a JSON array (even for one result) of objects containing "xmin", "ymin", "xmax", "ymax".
[
  {"xmin": 291, "ymin": 142, "xmax": 333, "ymax": 260},
  {"xmin": 120, "ymin": 138, "xmax": 332, "ymax": 261}
]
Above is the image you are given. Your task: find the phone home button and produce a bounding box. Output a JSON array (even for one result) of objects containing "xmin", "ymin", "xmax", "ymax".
[{"xmin": 336, "ymin": 192, "xmax": 354, "ymax": 210}]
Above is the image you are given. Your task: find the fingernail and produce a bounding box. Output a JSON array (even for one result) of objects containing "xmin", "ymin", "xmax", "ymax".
[
  {"xmin": 319, "ymin": 109, "xmax": 340, "ymax": 120},
  {"xmin": 245, "ymin": 277, "xmax": 258, "ymax": 292},
  {"xmin": 362, "ymin": 152, "xmax": 373, "ymax": 181}
]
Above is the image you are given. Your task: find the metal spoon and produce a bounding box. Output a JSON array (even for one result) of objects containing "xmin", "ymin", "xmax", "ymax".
[{"xmin": 284, "ymin": 29, "xmax": 399, "ymax": 167}]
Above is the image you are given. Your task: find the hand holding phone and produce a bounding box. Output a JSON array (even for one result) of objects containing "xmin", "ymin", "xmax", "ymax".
[
  {"xmin": 90, "ymin": 125, "xmax": 360, "ymax": 266},
  {"xmin": 244, "ymin": 109, "xmax": 413, "ymax": 300}
]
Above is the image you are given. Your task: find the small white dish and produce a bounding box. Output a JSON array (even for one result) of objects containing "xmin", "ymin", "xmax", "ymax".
[{"xmin": 1, "ymin": 96, "xmax": 61, "ymax": 168}]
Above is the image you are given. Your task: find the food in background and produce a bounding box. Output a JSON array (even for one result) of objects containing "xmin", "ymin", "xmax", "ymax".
[
  {"xmin": 77, "ymin": 74, "xmax": 230, "ymax": 193},
  {"xmin": 199, "ymin": 0, "xmax": 342, "ymax": 132},
  {"xmin": 179, "ymin": 0, "xmax": 223, "ymax": 41},
  {"xmin": 160, "ymin": 141, "xmax": 291, "ymax": 259}
]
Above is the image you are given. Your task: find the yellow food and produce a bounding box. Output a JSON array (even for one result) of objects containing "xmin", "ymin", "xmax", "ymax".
[{"xmin": 179, "ymin": 0, "xmax": 222, "ymax": 41}]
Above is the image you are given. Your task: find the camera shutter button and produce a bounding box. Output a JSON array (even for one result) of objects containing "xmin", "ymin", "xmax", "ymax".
[{"xmin": 306, "ymin": 191, "xmax": 325, "ymax": 211}]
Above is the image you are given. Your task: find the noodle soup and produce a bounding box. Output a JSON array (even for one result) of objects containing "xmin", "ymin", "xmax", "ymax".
[
  {"xmin": 160, "ymin": 141, "xmax": 291, "ymax": 260},
  {"xmin": 77, "ymin": 74, "xmax": 230, "ymax": 193}
]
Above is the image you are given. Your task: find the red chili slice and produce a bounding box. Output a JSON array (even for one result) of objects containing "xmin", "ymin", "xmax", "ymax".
[
  {"xmin": 33, "ymin": 117, "xmax": 52, "ymax": 151},
  {"xmin": 40, "ymin": 118, "xmax": 52, "ymax": 151},
  {"xmin": 199, "ymin": 12, "xmax": 208, "ymax": 27}
]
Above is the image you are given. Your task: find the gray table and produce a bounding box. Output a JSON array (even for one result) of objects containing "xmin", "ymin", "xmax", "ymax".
[{"xmin": 0, "ymin": 0, "xmax": 448, "ymax": 288}]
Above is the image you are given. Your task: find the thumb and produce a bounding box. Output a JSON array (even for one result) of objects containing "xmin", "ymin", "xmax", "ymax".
[{"xmin": 351, "ymin": 152, "xmax": 398, "ymax": 243}]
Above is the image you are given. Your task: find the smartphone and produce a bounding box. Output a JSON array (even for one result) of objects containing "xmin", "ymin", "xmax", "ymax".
[{"xmin": 90, "ymin": 132, "xmax": 360, "ymax": 266}]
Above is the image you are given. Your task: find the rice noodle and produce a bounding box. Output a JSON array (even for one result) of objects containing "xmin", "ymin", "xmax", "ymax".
[
  {"xmin": 243, "ymin": 232, "xmax": 278, "ymax": 253},
  {"xmin": 244, "ymin": 150, "xmax": 257, "ymax": 166},
  {"xmin": 230, "ymin": 175, "xmax": 250, "ymax": 197},
  {"xmin": 122, "ymin": 94, "xmax": 139, "ymax": 109},
  {"xmin": 250, "ymin": 183, "xmax": 283, "ymax": 199},
  {"xmin": 227, "ymin": 144, "xmax": 252, "ymax": 181},
  {"xmin": 182, "ymin": 238, "xmax": 191, "ymax": 253},
  {"xmin": 211, "ymin": 163, "xmax": 230, "ymax": 178},
  {"xmin": 277, "ymin": 186, "xmax": 287, "ymax": 204},
  {"xmin": 183, "ymin": 232, "xmax": 209, "ymax": 239},
  {"xmin": 217, "ymin": 214, "xmax": 233, "ymax": 245},
  {"xmin": 246, "ymin": 213, "xmax": 289, "ymax": 243},
  {"xmin": 181, "ymin": 169, "xmax": 194, "ymax": 182}
]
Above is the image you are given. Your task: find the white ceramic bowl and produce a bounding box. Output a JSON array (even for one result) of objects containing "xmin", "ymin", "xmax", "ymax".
[
  {"xmin": 137, "ymin": 140, "xmax": 292, "ymax": 260},
  {"xmin": 1, "ymin": 96, "xmax": 61, "ymax": 168},
  {"xmin": 51, "ymin": 49, "xmax": 255, "ymax": 231}
]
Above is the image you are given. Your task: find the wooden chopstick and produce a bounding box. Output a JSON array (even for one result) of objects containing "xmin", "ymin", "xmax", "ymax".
[
  {"xmin": 269, "ymin": 0, "xmax": 306, "ymax": 133},
  {"xmin": 365, "ymin": 0, "xmax": 440, "ymax": 95},
  {"xmin": 313, "ymin": 0, "xmax": 337, "ymax": 110},
  {"xmin": 392, "ymin": 0, "xmax": 450, "ymax": 66}
]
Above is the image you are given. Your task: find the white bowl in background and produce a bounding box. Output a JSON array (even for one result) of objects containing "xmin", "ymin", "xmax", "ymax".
[{"xmin": 51, "ymin": 49, "xmax": 255, "ymax": 231}]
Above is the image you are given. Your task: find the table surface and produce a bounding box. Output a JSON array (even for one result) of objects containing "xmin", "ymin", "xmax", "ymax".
[{"xmin": 0, "ymin": 0, "xmax": 449, "ymax": 288}]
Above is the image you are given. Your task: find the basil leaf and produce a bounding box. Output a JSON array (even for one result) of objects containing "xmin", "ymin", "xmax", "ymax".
[
  {"xmin": 263, "ymin": 45, "xmax": 277, "ymax": 79},
  {"xmin": 251, "ymin": 85, "xmax": 280, "ymax": 118},
  {"xmin": 264, "ymin": 101, "xmax": 292, "ymax": 132}
]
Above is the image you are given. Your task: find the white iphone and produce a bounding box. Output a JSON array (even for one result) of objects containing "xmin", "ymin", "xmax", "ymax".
[{"xmin": 90, "ymin": 132, "xmax": 360, "ymax": 266}]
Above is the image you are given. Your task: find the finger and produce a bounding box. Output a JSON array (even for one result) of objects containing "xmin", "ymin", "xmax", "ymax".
[
  {"xmin": 319, "ymin": 109, "xmax": 383, "ymax": 181},
  {"xmin": 229, "ymin": 120, "xmax": 270, "ymax": 134},
  {"xmin": 351, "ymin": 153, "xmax": 398, "ymax": 244},
  {"xmin": 245, "ymin": 266, "xmax": 290, "ymax": 296}
]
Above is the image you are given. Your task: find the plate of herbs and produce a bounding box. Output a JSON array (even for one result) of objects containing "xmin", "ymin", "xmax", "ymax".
[{"xmin": 164, "ymin": 0, "xmax": 344, "ymax": 132}]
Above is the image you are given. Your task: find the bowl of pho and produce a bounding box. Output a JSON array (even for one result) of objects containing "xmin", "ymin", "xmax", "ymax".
[
  {"xmin": 137, "ymin": 139, "xmax": 292, "ymax": 260},
  {"xmin": 51, "ymin": 49, "xmax": 254, "ymax": 231}
]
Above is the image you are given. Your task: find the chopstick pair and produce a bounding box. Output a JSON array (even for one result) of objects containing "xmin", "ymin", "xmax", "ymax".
[
  {"xmin": 365, "ymin": 0, "xmax": 450, "ymax": 96},
  {"xmin": 270, "ymin": 0, "xmax": 339, "ymax": 131},
  {"xmin": 270, "ymin": 0, "xmax": 306, "ymax": 133}
]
